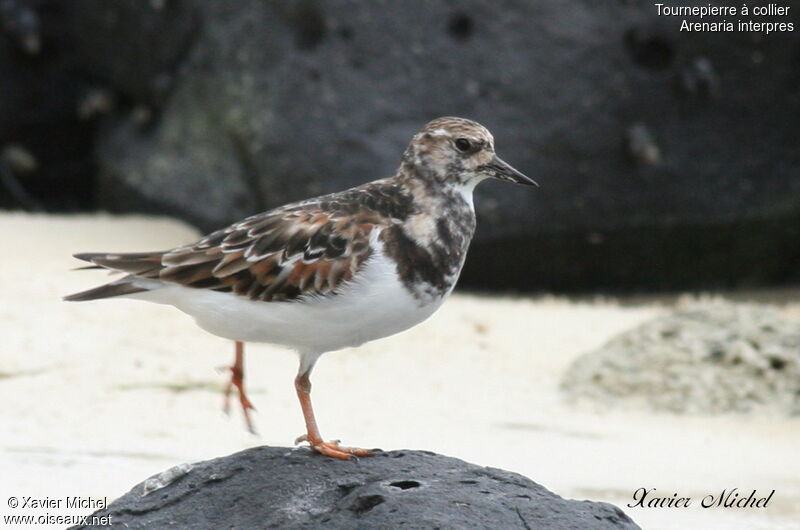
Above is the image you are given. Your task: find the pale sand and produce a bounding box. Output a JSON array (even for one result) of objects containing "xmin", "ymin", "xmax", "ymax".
[{"xmin": 1, "ymin": 212, "xmax": 798, "ymax": 529}]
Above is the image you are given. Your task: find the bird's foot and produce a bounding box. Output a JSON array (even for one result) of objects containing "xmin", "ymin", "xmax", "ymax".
[
  {"xmin": 220, "ymin": 364, "xmax": 257, "ymax": 434},
  {"xmin": 294, "ymin": 434, "xmax": 372, "ymax": 460}
]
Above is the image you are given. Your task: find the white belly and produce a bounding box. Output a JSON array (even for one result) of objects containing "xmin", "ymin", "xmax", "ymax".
[{"xmin": 130, "ymin": 248, "xmax": 446, "ymax": 355}]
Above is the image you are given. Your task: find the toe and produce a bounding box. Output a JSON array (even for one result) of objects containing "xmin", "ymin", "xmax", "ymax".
[
  {"xmin": 313, "ymin": 442, "xmax": 357, "ymax": 460},
  {"xmin": 339, "ymin": 446, "xmax": 372, "ymax": 457}
]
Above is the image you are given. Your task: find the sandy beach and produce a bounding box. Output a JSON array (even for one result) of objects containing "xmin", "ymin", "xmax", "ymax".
[{"xmin": 1, "ymin": 212, "xmax": 798, "ymax": 529}]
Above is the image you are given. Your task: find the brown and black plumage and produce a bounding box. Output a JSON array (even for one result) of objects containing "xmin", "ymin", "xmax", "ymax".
[{"xmin": 65, "ymin": 117, "xmax": 536, "ymax": 459}]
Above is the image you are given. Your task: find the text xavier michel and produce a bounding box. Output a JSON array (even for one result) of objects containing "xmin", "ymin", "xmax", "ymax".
[{"xmin": 629, "ymin": 488, "xmax": 774, "ymax": 509}]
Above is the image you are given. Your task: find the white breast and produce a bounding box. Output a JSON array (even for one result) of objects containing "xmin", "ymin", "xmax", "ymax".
[{"xmin": 130, "ymin": 241, "xmax": 446, "ymax": 356}]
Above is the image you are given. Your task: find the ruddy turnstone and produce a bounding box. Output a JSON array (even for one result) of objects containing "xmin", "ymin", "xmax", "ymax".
[{"xmin": 65, "ymin": 117, "xmax": 536, "ymax": 459}]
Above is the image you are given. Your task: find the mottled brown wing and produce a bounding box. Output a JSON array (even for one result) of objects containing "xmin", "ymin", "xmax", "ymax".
[{"xmin": 153, "ymin": 208, "xmax": 381, "ymax": 301}]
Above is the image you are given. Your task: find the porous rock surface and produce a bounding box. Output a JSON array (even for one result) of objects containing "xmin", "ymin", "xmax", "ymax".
[
  {"xmin": 71, "ymin": 447, "xmax": 639, "ymax": 529},
  {"xmin": 78, "ymin": 0, "xmax": 800, "ymax": 290},
  {"xmin": 561, "ymin": 303, "xmax": 800, "ymax": 415},
  {"xmin": 3, "ymin": 0, "xmax": 799, "ymax": 290}
]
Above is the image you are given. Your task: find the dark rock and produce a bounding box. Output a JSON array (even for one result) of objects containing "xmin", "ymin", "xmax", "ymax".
[
  {"xmin": 561, "ymin": 302, "xmax": 800, "ymax": 415},
  {"xmin": 60, "ymin": 0, "xmax": 199, "ymax": 106},
  {"xmin": 0, "ymin": 0, "xmax": 198, "ymax": 212},
  {"xmin": 0, "ymin": 0, "xmax": 96, "ymax": 211},
  {"xmin": 87, "ymin": 0, "xmax": 800, "ymax": 291},
  {"xmin": 70, "ymin": 447, "xmax": 639, "ymax": 529},
  {"xmin": 0, "ymin": 0, "xmax": 42, "ymax": 55},
  {"xmin": 2, "ymin": 1, "xmax": 798, "ymax": 290}
]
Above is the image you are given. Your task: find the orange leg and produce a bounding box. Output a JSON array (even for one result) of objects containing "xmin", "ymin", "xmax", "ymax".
[
  {"xmin": 222, "ymin": 341, "xmax": 257, "ymax": 434},
  {"xmin": 294, "ymin": 370, "xmax": 372, "ymax": 460}
]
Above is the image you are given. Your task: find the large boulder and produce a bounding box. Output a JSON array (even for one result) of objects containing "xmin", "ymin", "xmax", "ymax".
[
  {"xmin": 0, "ymin": 0, "xmax": 95, "ymax": 211},
  {"xmin": 70, "ymin": 447, "xmax": 639, "ymax": 529},
  {"xmin": 5, "ymin": 0, "xmax": 800, "ymax": 290},
  {"xmin": 90, "ymin": 0, "xmax": 800, "ymax": 291},
  {"xmin": 561, "ymin": 303, "xmax": 800, "ymax": 415}
]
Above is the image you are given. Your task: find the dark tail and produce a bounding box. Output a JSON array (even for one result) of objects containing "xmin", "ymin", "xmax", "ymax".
[
  {"xmin": 64, "ymin": 251, "xmax": 165, "ymax": 302},
  {"xmin": 63, "ymin": 281, "xmax": 147, "ymax": 302},
  {"xmin": 72, "ymin": 252, "xmax": 164, "ymax": 276}
]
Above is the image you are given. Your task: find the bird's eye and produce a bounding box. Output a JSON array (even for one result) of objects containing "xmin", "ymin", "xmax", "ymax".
[{"xmin": 454, "ymin": 138, "xmax": 472, "ymax": 152}]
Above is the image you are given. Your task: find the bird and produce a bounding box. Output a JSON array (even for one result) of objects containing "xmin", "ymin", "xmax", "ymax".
[{"xmin": 64, "ymin": 116, "xmax": 537, "ymax": 459}]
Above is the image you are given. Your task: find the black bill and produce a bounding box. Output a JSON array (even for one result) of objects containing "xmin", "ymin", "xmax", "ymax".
[{"xmin": 485, "ymin": 155, "xmax": 538, "ymax": 186}]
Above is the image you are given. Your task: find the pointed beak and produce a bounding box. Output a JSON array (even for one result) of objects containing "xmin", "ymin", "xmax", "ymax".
[{"xmin": 485, "ymin": 155, "xmax": 538, "ymax": 187}]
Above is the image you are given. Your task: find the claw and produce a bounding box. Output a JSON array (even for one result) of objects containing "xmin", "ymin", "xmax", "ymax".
[
  {"xmin": 313, "ymin": 442, "xmax": 358, "ymax": 460},
  {"xmin": 294, "ymin": 435, "xmax": 372, "ymax": 460}
]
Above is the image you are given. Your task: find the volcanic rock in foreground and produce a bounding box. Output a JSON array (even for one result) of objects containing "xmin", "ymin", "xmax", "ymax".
[{"xmin": 71, "ymin": 447, "xmax": 639, "ymax": 529}]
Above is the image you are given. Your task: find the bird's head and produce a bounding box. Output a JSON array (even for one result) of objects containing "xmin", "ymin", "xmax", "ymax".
[{"xmin": 401, "ymin": 116, "xmax": 536, "ymax": 189}]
